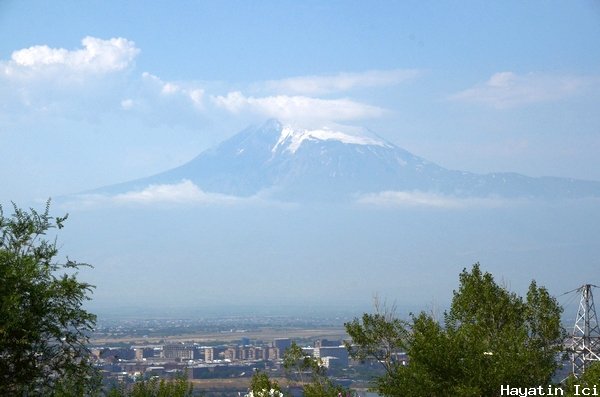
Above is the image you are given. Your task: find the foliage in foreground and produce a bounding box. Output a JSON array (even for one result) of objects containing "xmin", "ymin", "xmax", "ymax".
[
  {"xmin": 0, "ymin": 201, "xmax": 98, "ymax": 396},
  {"xmin": 107, "ymin": 374, "xmax": 193, "ymax": 397},
  {"xmin": 247, "ymin": 344, "xmax": 352, "ymax": 397},
  {"xmin": 345, "ymin": 263, "xmax": 566, "ymax": 397},
  {"xmin": 564, "ymin": 361, "xmax": 600, "ymax": 396},
  {"xmin": 282, "ymin": 342, "xmax": 352, "ymax": 397},
  {"xmin": 247, "ymin": 370, "xmax": 283, "ymax": 396}
]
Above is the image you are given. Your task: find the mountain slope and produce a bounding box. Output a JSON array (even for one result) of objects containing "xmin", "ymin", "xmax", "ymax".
[{"xmin": 91, "ymin": 119, "xmax": 600, "ymax": 201}]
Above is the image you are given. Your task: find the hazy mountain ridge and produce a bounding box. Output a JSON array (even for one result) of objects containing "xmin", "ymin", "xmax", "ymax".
[{"xmin": 88, "ymin": 119, "xmax": 600, "ymax": 201}]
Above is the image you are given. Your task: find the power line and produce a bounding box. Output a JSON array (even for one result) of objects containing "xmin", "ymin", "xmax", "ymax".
[{"xmin": 569, "ymin": 284, "xmax": 600, "ymax": 377}]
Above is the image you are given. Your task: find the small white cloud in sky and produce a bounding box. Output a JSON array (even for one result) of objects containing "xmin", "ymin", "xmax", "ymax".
[
  {"xmin": 188, "ymin": 89, "xmax": 205, "ymax": 109},
  {"xmin": 211, "ymin": 91, "xmax": 385, "ymax": 122},
  {"xmin": 114, "ymin": 180, "xmax": 232, "ymax": 204},
  {"xmin": 263, "ymin": 69, "xmax": 420, "ymax": 95},
  {"xmin": 120, "ymin": 98, "xmax": 134, "ymax": 110},
  {"xmin": 487, "ymin": 71, "xmax": 517, "ymax": 87},
  {"xmin": 450, "ymin": 71, "xmax": 591, "ymax": 108},
  {"xmin": 4, "ymin": 36, "xmax": 139, "ymax": 78},
  {"xmin": 161, "ymin": 82, "xmax": 180, "ymax": 94},
  {"xmin": 72, "ymin": 180, "xmax": 245, "ymax": 207},
  {"xmin": 357, "ymin": 191, "xmax": 513, "ymax": 209},
  {"xmin": 141, "ymin": 72, "xmax": 205, "ymax": 109}
]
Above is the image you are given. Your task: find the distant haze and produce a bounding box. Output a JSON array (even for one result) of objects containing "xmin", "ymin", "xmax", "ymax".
[{"xmin": 55, "ymin": 121, "xmax": 600, "ymax": 319}]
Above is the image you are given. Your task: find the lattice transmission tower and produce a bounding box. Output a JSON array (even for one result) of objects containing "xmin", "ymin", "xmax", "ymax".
[{"xmin": 570, "ymin": 284, "xmax": 600, "ymax": 377}]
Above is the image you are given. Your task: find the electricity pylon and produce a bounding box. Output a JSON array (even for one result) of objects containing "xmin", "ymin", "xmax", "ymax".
[{"xmin": 570, "ymin": 284, "xmax": 600, "ymax": 377}]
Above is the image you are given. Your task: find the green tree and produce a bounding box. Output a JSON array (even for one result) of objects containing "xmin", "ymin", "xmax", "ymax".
[
  {"xmin": 126, "ymin": 374, "xmax": 193, "ymax": 397},
  {"xmin": 283, "ymin": 341, "xmax": 317, "ymax": 385},
  {"xmin": 564, "ymin": 361, "xmax": 600, "ymax": 396},
  {"xmin": 345, "ymin": 264, "xmax": 565, "ymax": 397},
  {"xmin": 0, "ymin": 201, "xmax": 98, "ymax": 396},
  {"xmin": 106, "ymin": 373, "xmax": 193, "ymax": 397},
  {"xmin": 247, "ymin": 370, "xmax": 283, "ymax": 397},
  {"xmin": 283, "ymin": 341, "xmax": 351, "ymax": 397},
  {"xmin": 344, "ymin": 299, "xmax": 409, "ymax": 394}
]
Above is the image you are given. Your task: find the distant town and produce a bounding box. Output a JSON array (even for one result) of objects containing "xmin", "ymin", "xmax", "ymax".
[{"xmin": 91, "ymin": 315, "xmax": 388, "ymax": 396}]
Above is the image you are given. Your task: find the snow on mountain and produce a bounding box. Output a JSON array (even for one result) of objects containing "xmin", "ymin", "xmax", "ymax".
[
  {"xmin": 272, "ymin": 125, "xmax": 390, "ymax": 154},
  {"xmin": 86, "ymin": 119, "xmax": 600, "ymax": 202}
]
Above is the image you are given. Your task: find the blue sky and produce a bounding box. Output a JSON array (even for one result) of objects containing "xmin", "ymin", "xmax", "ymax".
[
  {"xmin": 2, "ymin": 1, "xmax": 600, "ymax": 203},
  {"xmin": 1, "ymin": 1, "xmax": 600, "ymax": 313}
]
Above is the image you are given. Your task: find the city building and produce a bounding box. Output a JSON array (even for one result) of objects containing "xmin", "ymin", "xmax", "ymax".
[
  {"xmin": 273, "ymin": 338, "xmax": 291, "ymax": 357},
  {"xmin": 313, "ymin": 346, "xmax": 349, "ymax": 367},
  {"xmin": 162, "ymin": 344, "xmax": 194, "ymax": 360}
]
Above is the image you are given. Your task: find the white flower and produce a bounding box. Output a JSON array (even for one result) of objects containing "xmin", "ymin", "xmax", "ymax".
[{"xmin": 244, "ymin": 389, "xmax": 284, "ymax": 397}]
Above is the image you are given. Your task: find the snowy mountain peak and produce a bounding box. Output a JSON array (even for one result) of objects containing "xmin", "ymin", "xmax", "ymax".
[
  {"xmin": 272, "ymin": 124, "xmax": 389, "ymax": 154},
  {"xmin": 87, "ymin": 120, "xmax": 600, "ymax": 201}
]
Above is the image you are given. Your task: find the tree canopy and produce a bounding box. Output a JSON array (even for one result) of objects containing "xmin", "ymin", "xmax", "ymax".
[
  {"xmin": 564, "ymin": 361, "xmax": 600, "ymax": 395},
  {"xmin": 283, "ymin": 341, "xmax": 352, "ymax": 397},
  {"xmin": 0, "ymin": 201, "xmax": 97, "ymax": 396},
  {"xmin": 107, "ymin": 374, "xmax": 193, "ymax": 397},
  {"xmin": 345, "ymin": 264, "xmax": 565, "ymax": 397},
  {"xmin": 246, "ymin": 370, "xmax": 283, "ymax": 397}
]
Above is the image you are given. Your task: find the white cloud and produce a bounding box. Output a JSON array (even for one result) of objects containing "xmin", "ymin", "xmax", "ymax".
[
  {"xmin": 161, "ymin": 82, "xmax": 180, "ymax": 94},
  {"xmin": 141, "ymin": 72, "xmax": 169, "ymax": 91},
  {"xmin": 141, "ymin": 72, "xmax": 205, "ymax": 109},
  {"xmin": 71, "ymin": 180, "xmax": 245, "ymax": 207},
  {"xmin": 188, "ymin": 89, "xmax": 205, "ymax": 109},
  {"xmin": 64, "ymin": 181, "xmax": 303, "ymax": 211},
  {"xmin": 0, "ymin": 37, "xmax": 142, "ymax": 117},
  {"xmin": 264, "ymin": 69, "xmax": 420, "ymax": 95},
  {"xmin": 357, "ymin": 191, "xmax": 513, "ymax": 209},
  {"xmin": 120, "ymin": 98, "xmax": 134, "ymax": 110},
  {"xmin": 211, "ymin": 91, "xmax": 385, "ymax": 122},
  {"xmin": 450, "ymin": 71, "xmax": 590, "ymax": 108},
  {"xmin": 1, "ymin": 38, "xmax": 395, "ymax": 132},
  {"xmin": 114, "ymin": 180, "xmax": 235, "ymax": 204},
  {"xmin": 3, "ymin": 36, "xmax": 139, "ymax": 79}
]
